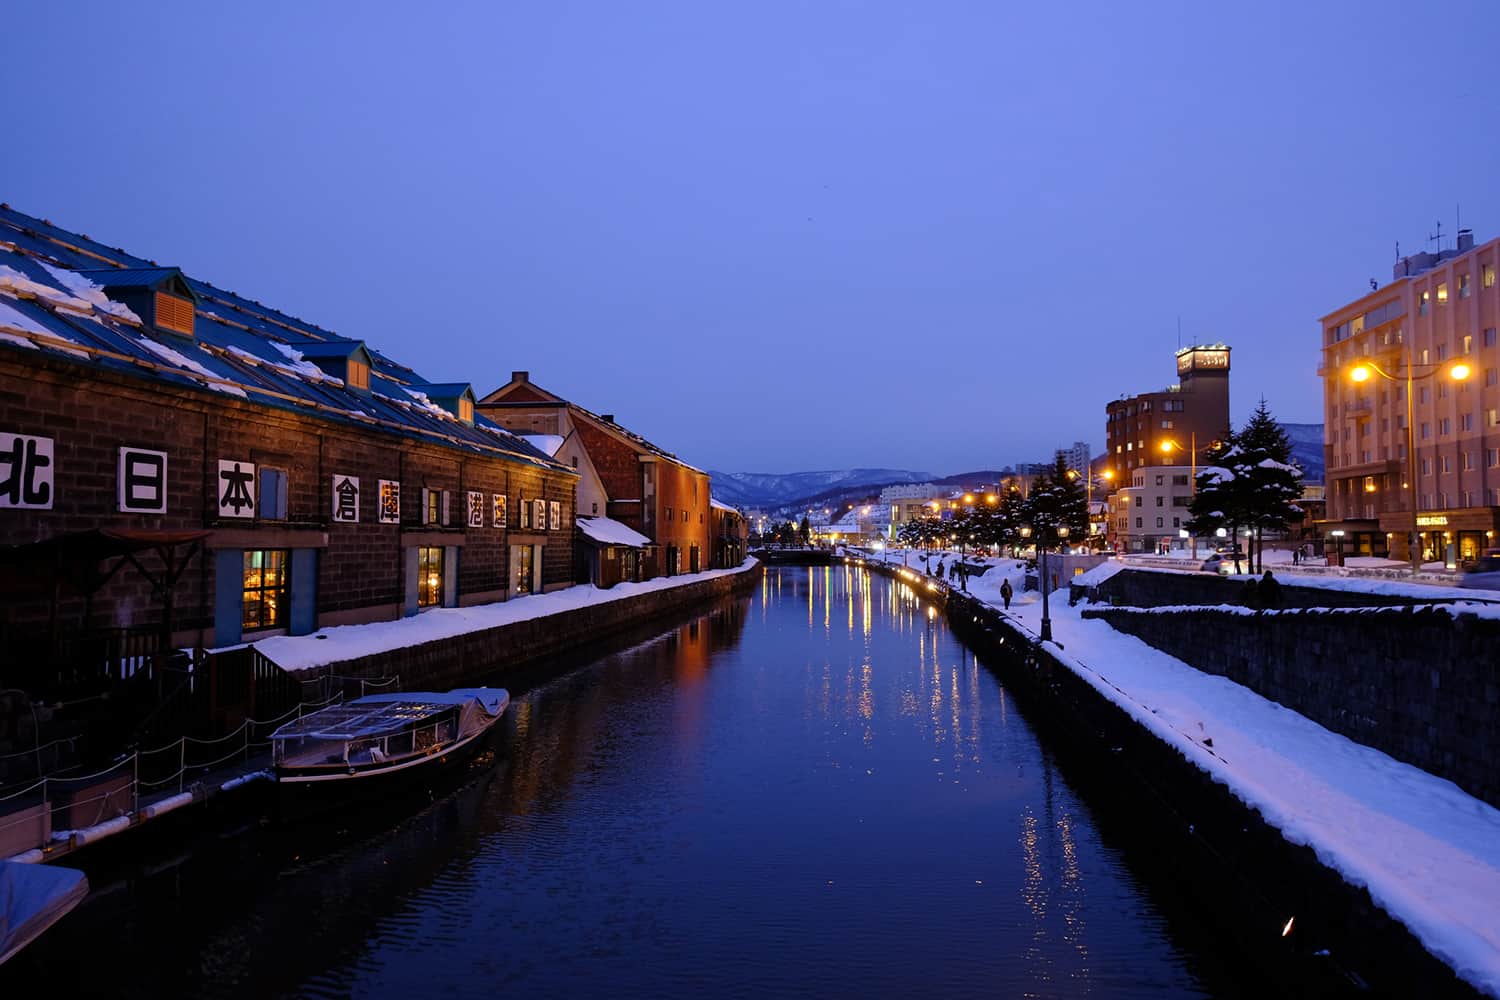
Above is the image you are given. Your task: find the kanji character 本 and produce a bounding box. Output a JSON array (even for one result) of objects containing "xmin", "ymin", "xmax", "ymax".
[{"xmin": 218, "ymin": 460, "xmax": 256, "ymax": 518}]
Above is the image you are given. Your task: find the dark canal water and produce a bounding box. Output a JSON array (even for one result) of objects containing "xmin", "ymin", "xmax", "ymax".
[{"xmin": 7, "ymin": 566, "xmax": 1240, "ymax": 997}]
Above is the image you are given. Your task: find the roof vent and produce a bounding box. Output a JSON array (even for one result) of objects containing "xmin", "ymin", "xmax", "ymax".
[
  {"xmin": 76, "ymin": 266, "xmax": 197, "ymax": 341},
  {"xmin": 600, "ymin": 414, "xmax": 614, "ymax": 423}
]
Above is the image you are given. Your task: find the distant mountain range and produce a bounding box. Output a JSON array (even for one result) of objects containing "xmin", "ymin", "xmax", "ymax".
[
  {"xmin": 709, "ymin": 425, "xmax": 1323, "ymax": 513},
  {"xmin": 1282, "ymin": 423, "xmax": 1325, "ymax": 483},
  {"xmin": 706, "ymin": 468, "xmax": 936, "ymax": 509}
]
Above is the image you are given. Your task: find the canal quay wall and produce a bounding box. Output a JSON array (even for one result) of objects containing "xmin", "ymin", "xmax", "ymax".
[
  {"xmin": 1079, "ymin": 566, "xmax": 1470, "ymax": 609},
  {"xmin": 854, "ymin": 558, "xmax": 1479, "ymax": 999},
  {"xmin": 1082, "ymin": 603, "xmax": 1500, "ymax": 811},
  {"xmin": 288, "ymin": 560, "xmax": 763, "ymax": 692}
]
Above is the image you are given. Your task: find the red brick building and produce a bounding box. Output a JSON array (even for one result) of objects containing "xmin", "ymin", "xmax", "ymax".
[
  {"xmin": 0, "ymin": 205, "xmax": 578, "ymax": 684},
  {"xmin": 479, "ymin": 372, "xmax": 712, "ymax": 577}
]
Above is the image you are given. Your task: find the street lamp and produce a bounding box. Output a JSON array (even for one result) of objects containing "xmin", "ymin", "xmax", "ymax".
[
  {"xmin": 1020, "ymin": 522, "xmax": 1067, "ymax": 641},
  {"xmin": 1159, "ymin": 434, "xmax": 1198, "ymax": 558},
  {"xmin": 1347, "ymin": 358, "xmax": 1471, "ymax": 573}
]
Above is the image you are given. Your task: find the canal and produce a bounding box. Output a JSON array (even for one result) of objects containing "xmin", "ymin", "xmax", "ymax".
[{"xmin": 6, "ymin": 566, "xmax": 1250, "ymax": 997}]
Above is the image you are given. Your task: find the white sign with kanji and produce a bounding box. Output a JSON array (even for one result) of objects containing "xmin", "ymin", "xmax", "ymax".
[
  {"xmin": 492, "ymin": 493, "xmax": 506, "ymax": 528},
  {"xmin": 217, "ymin": 460, "xmax": 256, "ymax": 519},
  {"xmin": 379, "ymin": 479, "xmax": 401, "ymax": 524},
  {"xmin": 467, "ymin": 491, "xmax": 484, "ymax": 528},
  {"xmin": 118, "ymin": 446, "xmax": 167, "ymax": 514},
  {"xmin": 0, "ymin": 433, "xmax": 54, "ymax": 510},
  {"xmin": 332, "ymin": 475, "xmax": 360, "ymax": 523}
]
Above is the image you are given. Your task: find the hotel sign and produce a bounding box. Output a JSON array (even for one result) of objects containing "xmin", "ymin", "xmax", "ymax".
[
  {"xmin": 1177, "ymin": 348, "xmax": 1230, "ymax": 375},
  {"xmin": 1416, "ymin": 514, "xmax": 1448, "ymax": 527}
]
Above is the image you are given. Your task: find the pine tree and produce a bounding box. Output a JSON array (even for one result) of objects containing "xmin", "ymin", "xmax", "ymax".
[
  {"xmin": 1187, "ymin": 427, "xmax": 1249, "ymax": 573},
  {"xmin": 1238, "ymin": 399, "xmax": 1304, "ymax": 573},
  {"xmin": 1023, "ymin": 453, "xmax": 1089, "ymax": 547}
]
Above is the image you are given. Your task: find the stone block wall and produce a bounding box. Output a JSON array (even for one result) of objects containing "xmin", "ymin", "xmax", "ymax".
[
  {"xmin": 1082, "ymin": 603, "xmax": 1500, "ymax": 809},
  {"xmin": 1082, "ymin": 567, "xmax": 1463, "ymax": 610}
]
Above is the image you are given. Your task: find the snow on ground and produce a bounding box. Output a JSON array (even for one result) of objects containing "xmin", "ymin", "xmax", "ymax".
[
  {"xmin": 960, "ymin": 576, "xmax": 1500, "ymax": 997},
  {"xmin": 223, "ymin": 559, "xmax": 758, "ymax": 673}
]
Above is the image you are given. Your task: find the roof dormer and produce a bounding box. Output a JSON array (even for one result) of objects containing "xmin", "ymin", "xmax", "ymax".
[
  {"xmin": 411, "ymin": 383, "xmax": 476, "ymax": 425},
  {"xmin": 76, "ymin": 266, "xmax": 197, "ymax": 340},
  {"xmin": 293, "ymin": 340, "xmax": 375, "ymax": 394}
]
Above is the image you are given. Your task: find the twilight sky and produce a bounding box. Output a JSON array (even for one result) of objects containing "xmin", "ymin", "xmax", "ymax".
[{"xmin": 7, "ymin": 2, "xmax": 1500, "ymax": 476}]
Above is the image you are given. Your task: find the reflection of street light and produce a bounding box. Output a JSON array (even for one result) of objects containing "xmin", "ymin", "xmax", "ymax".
[{"xmin": 1347, "ymin": 358, "xmax": 1470, "ymax": 572}]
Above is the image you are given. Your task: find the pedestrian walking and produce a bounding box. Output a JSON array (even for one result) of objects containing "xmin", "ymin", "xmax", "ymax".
[
  {"xmin": 935, "ymin": 560, "xmax": 944, "ymax": 579},
  {"xmin": 1000, "ymin": 578, "xmax": 1013, "ymax": 610},
  {"xmin": 1292, "ymin": 547, "xmax": 1300, "ymax": 566}
]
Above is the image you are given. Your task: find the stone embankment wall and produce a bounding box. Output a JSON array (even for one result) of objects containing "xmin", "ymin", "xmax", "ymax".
[
  {"xmin": 298, "ymin": 562, "xmax": 762, "ymax": 691},
  {"xmin": 1082, "ymin": 603, "xmax": 1500, "ymax": 810},
  {"xmin": 1081, "ymin": 567, "xmax": 1467, "ymax": 610}
]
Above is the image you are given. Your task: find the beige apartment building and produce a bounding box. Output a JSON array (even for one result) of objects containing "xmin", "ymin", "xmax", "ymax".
[
  {"xmin": 1109, "ymin": 465, "xmax": 1195, "ymax": 553},
  {"xmin": 1320, "ymin": 230, "xmax": 1500, "ymax": 564}
]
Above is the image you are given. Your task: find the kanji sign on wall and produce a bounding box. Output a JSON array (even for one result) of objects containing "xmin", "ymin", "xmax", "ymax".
[
  {"xmin": 467, "ymin": 491, "xmax": 484, "ymax": 528},
  {"xmin": 549, "ymin": 500, "xmax": 561, "ymax": 531},
  {"xmin": 332, "ymin": 475, "xmax": 360, "ymax": 523},
  {"xmin": 379, "ymin": 479, "xmax": 401, "ymax": 524},
  {"xmin": 217, "ymin": 460, "xmax": 256, "ymax": 519},
  {"xmin": 0, "ymin": 433, "xmax": 53, "ymax": 510},
  {"xmin": 118, "ymin": 447, "xmax": 167, "ymax": 514},
  {"xmin": 492, "ymin": 493, "xmax": 506, "ymax": 528},
  {"xmin": 534, "ymin": 498, "xmax": 546, "ymax": 531}
]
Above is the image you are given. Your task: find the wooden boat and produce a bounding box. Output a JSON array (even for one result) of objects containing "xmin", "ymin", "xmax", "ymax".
[{"xmin": 268, "ymin": 688, "xmax": 509, "ymax": 795}]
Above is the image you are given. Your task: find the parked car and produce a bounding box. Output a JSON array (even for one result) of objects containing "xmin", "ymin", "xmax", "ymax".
[
  {"xmin": 1458, "ymin": 555, "xmax": 1500, "ymax": 591},
  {"xmin": 1201, "ymin": 549, "xmax": 1246, "ymax": 575}
]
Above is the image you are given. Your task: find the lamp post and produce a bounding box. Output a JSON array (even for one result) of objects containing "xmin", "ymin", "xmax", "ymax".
[
  {"xmin": 1348, "ymin": 358, "xmax": 1471, "ymax": 574},
  {"xmin": 1021, "ymin": 522, "xmax": 1068, "ymax": 641},
  {"xmin": 1160, "ymin": 433, "xmax": 1198, "ymax": 559}
]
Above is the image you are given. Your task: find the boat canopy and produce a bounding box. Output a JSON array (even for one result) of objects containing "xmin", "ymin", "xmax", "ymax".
[
  {"xmin": 269, "ymin": 689, "xmax": 508, "ymax": 742},
  {"xmin": 0, "ymin": 861, "xmax": 89, "ymax": 965}
]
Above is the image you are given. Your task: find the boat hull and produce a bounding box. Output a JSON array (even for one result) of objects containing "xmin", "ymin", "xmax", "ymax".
[{"xmin": 275, "ymin": 715, "xmax": 502, "ymax": 821}]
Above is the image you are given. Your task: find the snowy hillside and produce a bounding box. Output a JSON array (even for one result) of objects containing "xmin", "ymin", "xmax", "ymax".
[
  {"xmin": 707, "ymin": 468, "xmax": 935, "ymax": 508},
  {"xmin": 1281, "ymin": 423, "xmax": 1325, "ymax": 483}
]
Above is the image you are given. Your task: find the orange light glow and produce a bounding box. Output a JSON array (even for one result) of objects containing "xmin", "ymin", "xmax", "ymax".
[
  {"xmin": 1450, "ymin": 362, "xmax": 1472, "ymax": 381},
  {"xmin": 1350, "ymin": 366, "xmax": 1371, "ymax": 383}
]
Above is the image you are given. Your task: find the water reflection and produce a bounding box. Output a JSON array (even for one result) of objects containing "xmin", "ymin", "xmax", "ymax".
[{"xmin": 6, "ymin": 568, "xmax": 1217, "ymax": 999}]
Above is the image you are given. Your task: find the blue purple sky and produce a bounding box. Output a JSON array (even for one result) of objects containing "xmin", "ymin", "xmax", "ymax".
[{"xmin": 7, "ymin": 2, "xmax": 1500, "ymax": 475}]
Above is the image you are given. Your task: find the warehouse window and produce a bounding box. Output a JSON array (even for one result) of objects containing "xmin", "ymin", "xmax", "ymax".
[{"xmin": 242, "ymin": 550, "xmax": 289, "ymax": 631}]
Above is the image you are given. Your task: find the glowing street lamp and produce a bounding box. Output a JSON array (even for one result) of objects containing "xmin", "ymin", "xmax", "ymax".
[
  {"xmin": 1159, "ymin": 433, "xmax": 1199, "ymax": 558},
  {"xmin": 1344, "ymin": 357, "xmax": 1471, "ymax": 572}
]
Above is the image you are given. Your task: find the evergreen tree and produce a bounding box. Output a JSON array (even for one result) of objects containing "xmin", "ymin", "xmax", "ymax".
[
  {"xmin": 1238, "ymin": 399, "xmax": 1304, "ymax": 573},
  {"xmin": 1023, "ymin": 453, "xmax": 1089, "ymax": 547},
  {"xmin": 1186, "ymin": 428, "xmax": 1249, "ymax": 573},
  {"xmin": 799, "ymin": 515, "xmax": 811, "ymax": 546}
]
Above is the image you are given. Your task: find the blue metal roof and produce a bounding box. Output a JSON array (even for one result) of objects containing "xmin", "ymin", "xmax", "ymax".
[{"xmin": 0, "ymin": 205, "xmax": 568, "ymax": 473}]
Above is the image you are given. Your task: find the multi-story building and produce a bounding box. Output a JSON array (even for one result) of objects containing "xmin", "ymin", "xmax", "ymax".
[
  {"xmin": 0, "ymin": 205, "xmax": 580, "ymax": 671},
  {"xmin": 1320, "ymin": 230, "xmax": 1500, "ymax": 563},
  {"xmin": 478, "ymin": 372, "xmax": 712, "ymax": 577},
  {"xmin": 1061, "ymin": 441, "xmax": 1091, "ymax": 478},
  {"xmin": 1109, "ymin": 465, "xmax": 1196, "ymax": 553},
  {"xmin": 1105, "ymin": 346, "xmax": 1231, "ymax": 483}
]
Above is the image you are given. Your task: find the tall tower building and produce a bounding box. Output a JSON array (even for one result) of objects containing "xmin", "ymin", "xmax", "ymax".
[{"xmin": 1104, "ymin": 345, "xmax": 1231, "ymax": 482}]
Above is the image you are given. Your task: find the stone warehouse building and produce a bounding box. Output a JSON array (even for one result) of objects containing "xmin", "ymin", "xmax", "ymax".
[
  {"xmin": 479, "ymin": 372, "xmax": 714, "ymax": 577},
  {"xmin": 0, "ymin": 204, "xmax": 579, "ymax": 681}
]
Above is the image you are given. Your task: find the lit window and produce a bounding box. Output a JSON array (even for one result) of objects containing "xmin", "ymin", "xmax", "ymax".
[
  {"xmin": 1437, "ymin": 282, "xmax": 1448, "ymax": 304},
  {"xmin": 242, "ymin": 550, "xmax": 288, "ymax": 631},
  {"xmin": 1419, "ymin": 290, "xmax": 1430, "ymax": 315},
  {"xmin": 1485, "ymin": 264, "xmax": 1496, "ymax": 288},
  {"xmin": 418, "ymin": 546, "xmax": 443, "ymax": 607}
]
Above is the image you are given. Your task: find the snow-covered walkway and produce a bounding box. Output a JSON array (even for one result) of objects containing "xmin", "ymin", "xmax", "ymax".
[
  {"xmin": 946, "ymin": 558, "xmax": 1500, "ymax": 998},
  {"xmin": 219, "ymin": 559, "xmax": 759, "ymax": 674}
]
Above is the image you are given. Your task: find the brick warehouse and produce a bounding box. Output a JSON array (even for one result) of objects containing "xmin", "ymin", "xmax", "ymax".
[
  {"xmin": 478, "ymin": 371, "xmax": 722, "ymax": 579},
  {"xmin": 0, "ymin": 204, "xmax": 579, "ymax": 688}
]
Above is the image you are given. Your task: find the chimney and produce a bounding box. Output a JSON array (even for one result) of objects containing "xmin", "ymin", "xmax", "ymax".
[
  {"xmin": 511, "ymin": 370, "xmax": 529, "ymax": 384},
  {"xmin": 1459, "ymin": 229, "xmax": 1474, "ymax": 253},
  {"xmin": 600, "ymin": 414, "xmax": 615, "ymax": 423}
]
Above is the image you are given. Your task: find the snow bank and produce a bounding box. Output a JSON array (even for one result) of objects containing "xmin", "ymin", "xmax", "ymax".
[
  {"xmin": 229, "ymin": 559, "xmax": 759, "ymax": 673},
  {"xmin": 986, "ymin": 592, "xmax": 1500, "ymax": 996}
]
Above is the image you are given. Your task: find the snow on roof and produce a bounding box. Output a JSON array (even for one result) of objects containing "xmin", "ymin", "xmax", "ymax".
[
  {"xmin": 710, "ymin": 497, "xmax": 739, "ymax": 513},
  {"xmin": 520, "ymin": 434, "xmax": 565, "ymax": 457},
  {"xmin": 576, "ymin": 515, "xmax": 650, "ymax": 547},
  {"xmin": 0, "ymin": 205, "xmax": 570, "ymax": 474}
]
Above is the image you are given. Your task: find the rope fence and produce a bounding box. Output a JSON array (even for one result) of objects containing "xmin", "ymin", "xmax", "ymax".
[{"xmin": 0, "ymin": 685, "xmax": 377, "ymax": 858}]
